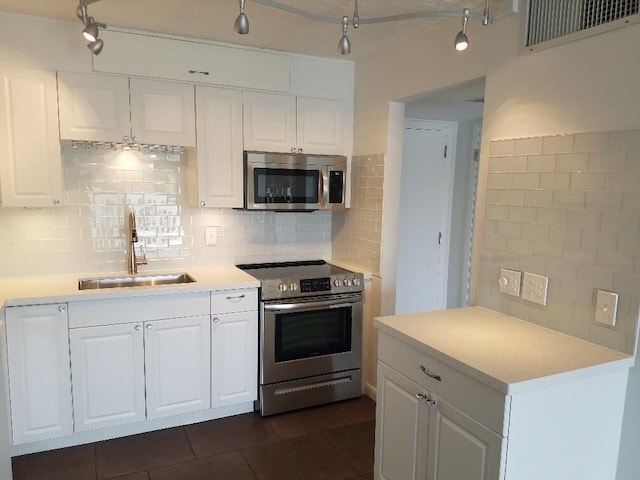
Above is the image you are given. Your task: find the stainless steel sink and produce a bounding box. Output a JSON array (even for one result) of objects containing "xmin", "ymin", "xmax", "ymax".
[{"xmin": 78, "ymin": 273, "xmax": 196, "ymax": 290}]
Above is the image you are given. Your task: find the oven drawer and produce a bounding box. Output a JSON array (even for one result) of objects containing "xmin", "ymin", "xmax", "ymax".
[
  {"xmin": 378, "ymin": 332, "xmax": 508, "ymax": 436},
  {"xmin": 211, "ymin": 289, "xmax": 258, "ymax": 314}
]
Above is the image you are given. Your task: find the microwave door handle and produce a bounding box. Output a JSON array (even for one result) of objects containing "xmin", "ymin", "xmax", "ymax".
[{"xmin": 320, "ymin": 169, "xmax": 328, "ymax": 206}]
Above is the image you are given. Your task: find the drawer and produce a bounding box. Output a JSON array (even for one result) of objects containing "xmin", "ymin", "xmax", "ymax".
[
  {"xmin": 378, "ymin": 332, "xmax": 509, "ymax": 436},
  {"xmin": 68, "ymin": 292, "xmax": 210, "ymax": 328},
  {"xmin": 211, "ymin": 288, "xmax": 258, "ymax": 314}
]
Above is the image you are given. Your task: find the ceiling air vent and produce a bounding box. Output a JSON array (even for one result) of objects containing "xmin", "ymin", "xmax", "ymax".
[{"xmin": 526, "ymin": 0, "xmax": 639, "ymax": 48}]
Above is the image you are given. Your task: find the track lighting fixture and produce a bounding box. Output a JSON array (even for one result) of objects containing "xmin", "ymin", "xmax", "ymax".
[
  {"xmin": 77, "ymin": 1, "xmax": 107, "ymax": 55},
  {"xmin": 234, "ymin": 0, "xmax": 249, "ymax": 35},
  {"xmin": 232, "ymin": 0, "xmax": 490, "ymax": 55},
  {"xmin": 338, "ymin": 16, "xmax": 351, "ymax": 55},
  {"xmin": 455, "ymin": 8, "xmax": 470, "ymax": 51}
]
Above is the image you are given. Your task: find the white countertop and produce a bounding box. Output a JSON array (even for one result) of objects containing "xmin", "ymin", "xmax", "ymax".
[
  {"xmin": 0, "ymin": 266, "xmax": 260, "ymax": 308},
  {"xmin": 375, "ymin": 306, "xmax": 634, "ymax": 394}
]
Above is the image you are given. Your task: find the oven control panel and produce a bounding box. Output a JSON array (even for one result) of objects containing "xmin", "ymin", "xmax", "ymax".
[{"xmin": 261, "ymin": 273, "xmax": 364, "ymax": 300}]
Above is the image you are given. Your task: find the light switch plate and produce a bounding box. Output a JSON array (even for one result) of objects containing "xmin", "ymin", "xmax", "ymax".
[
  {"xmin": 499, "ymin": 268, "xmax": 521, "ymax": 297},
  {"xmin": 595, "ymin": 290, "xmax": 618, "ymax": 327},
  {"xmin": 521, "ymin": 272, "xmax": 549, "ymax": 306}
]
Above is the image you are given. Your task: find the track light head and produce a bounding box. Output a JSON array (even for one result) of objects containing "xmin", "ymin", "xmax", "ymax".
[
  {"xmin": 338, "ymin": 15, "xmax": 351, "ymax": 55},
  {"xmin": 234, "ymin": 0, "xmax": 249, "ymax": 34},
  {"xmin": 455, "ymin": 8, "xmax": 470, "ymax": 51},
  {"xmin": 87, "ymin": 38, "xmax": 104, "ymax": 55},
  {"xmin": 82, "ymin": 18, "xmax": 99, "ymax": 42}
]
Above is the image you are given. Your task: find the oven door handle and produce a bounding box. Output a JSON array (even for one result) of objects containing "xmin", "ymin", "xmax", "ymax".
[{"xmin": 264, "ymin": 298, "xmax": 360, "ymax": 312}]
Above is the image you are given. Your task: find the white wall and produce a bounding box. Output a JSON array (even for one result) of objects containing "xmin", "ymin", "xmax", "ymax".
[{"xmin": 353, "ymin": 11, "xmax": 640, "ymax": 480}]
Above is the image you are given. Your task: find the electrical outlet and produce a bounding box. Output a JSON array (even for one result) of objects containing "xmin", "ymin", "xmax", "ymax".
[
  {"xmin": 498, "ymin": 268, "xmax": 521, "ymax": 297},
  {"xmin": 595, "ymin": 290, "xmax": 618, "ymax": 327},
  {"xmin": 521, "ymin": 272, "xmax": 549, "ymax": 306},
  {"xmin": 205, "ymin": 226, "xmax": 218, "ymax": 246}
]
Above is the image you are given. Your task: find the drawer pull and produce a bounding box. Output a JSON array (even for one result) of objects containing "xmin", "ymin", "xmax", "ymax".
[
  {"xmin": 415, "ymin": 393, "xmax": 437, "ymax": 406},
  {"xmin": 226, "ymin": 294, "xmax": 246, "ymax": 301},
  {"xmin": 420, "ymin": 365, "xmax": 442, "ymax": 382}
]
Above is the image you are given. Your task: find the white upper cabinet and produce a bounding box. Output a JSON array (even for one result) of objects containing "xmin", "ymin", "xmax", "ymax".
[
  {"xmin": 0, "ymin": 67, "xmax": 62, "ymax": 207},
  {"xmin": 243, "ymin": 91, "xmax": 348, "ymax": 155},
  {"xmin": 57, "ymin": 71, "xmax": 130, "ymax": 143},
  {"xmin": 58, "ymin": 71, "xmax": 196, "ymax": 146},
  {"xmin": 242, "ymin": 91, "xmax": 296, "ymax": 153},
  {"xmin": 129, "ymin": 78, "xmax": 196, "ymax": 146},
  {"xmin": 188, "ymin": 85, "xmax": 244, "ymax": 208}
]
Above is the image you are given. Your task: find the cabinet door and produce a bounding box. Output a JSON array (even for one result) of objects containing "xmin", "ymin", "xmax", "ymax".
[
  {"xmin": 145, "ymin": 315, "xmax": 211, "ymax": 419},
  {"xmin": 130, "ymin": 78, "xmax": 196, "ymax": 146},
  {"xmin": 5, "ymin": 304, "xmax": 72, "ymax": 444},
  {"xmin": 428, "ymin": 399, "xmax": 504, "ymax": 480},
  {"xmin": 211, "ymin": 311, "xmax": 258, "ymax": 407},
  {"xmin": 375, "ymin": 362, "xmax": 430, "ymax": 480},
  {"xmin": 192, "ymin": 86, "xmax": 243, "ymax": 208},
  {"xmin": 296, "ymin": 97, "xmax": 346, "ymax": 155},
  {"xmin": 70, "ymin": 323, "xmax": 145, "ymax": 432},
  {"xmin": 243, "ymin": 91, "xmax": 296, "ymax": 153},
  {"xmin": 0, "ymin": 67, "xmax": 62, "ymax": 207},
  {"xmin": 57, "ymin": 71, "xmax": 131, "ymax": 143}
]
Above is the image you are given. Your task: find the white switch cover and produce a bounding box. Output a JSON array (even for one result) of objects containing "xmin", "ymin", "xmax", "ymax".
[
  {"xmin": 499, "ymin": 268, "xmax": 522, "ymax": 297},
  {"xmin": 595, "ymin": 290, "xmax": 618, "ymax": 327},
  {"xmin": 521, "ymin": 272, "xmax": 549, "ymax": 306},
  {"xmin": 205, "ymin": 227, "xmax": 218, "ymax": 246}
]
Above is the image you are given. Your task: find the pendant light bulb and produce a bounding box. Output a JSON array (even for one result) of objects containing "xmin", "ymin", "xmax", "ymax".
[
  {"xmin": 87, "ymin": 38, "xmax": 104, "ymax": 55},
  {"xmin": 455, "ymin": 8, "xmax": 470, "ymax": 51},
  {"xmin": 82, "ymin": 18, "xmax": 99, "ymax": 42},
  {"xmin": 338, "ymin": 15, "xmax": 351, "ymax": 55},
  {"xmin": 234, "ymin": 0, "xmax": 249, "ymax": 34}
]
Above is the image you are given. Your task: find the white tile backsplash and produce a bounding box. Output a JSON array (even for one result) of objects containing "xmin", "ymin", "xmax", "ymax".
[
  {"xmin": 0, "ymin": 145, "xmax": 332, "ymax": 277},
  {"xmin": 480, "ymin": 129, "xmax": 640, "ymax": 354}
]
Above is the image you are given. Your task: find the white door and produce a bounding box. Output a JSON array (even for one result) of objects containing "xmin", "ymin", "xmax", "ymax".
[
  {"xmin": 428, "ymin": 399, "xmax": 504, "ymax": 480},
  {"xmin": 0, "ymin": 67, "xmax": 62, "ymax": 207},
  {"xmin": 243, "ymin": 91, "xmax": 296, "ymax": 152},
  {"xmin": 57, "ymin": 71, "xmax": 131, "ymax": 143},
  {"xmin": 70, "ymin": 323, "xmax": 146, "ymax": 432},
  {"xmin": 395, "ymin": 120, "xmax": 454, "ymax": 314},
  {"xmin": 211, "ymin": 311, "xmax": 258, "ymax": 407},
  {"xmin": 375, "ymin": 362, "xmax": 430, "ymax": 480},
  {"xmin": 296, "ymin": 97, "xmax": 345, "ymax": 155},
  {"xmin": 193, "ymin": 85, "xmax": 244, "ymax": 208},
  {"xmin": 145, "ymin": 316, "xmax": 211, "ymax": 419},
  {"xmin": 5, "ymin": 304, "xmax": 73, "ymax": 444},
  {"xmin": 130, "ymin": 78, "xmax": 196, "ymax": 146},
  {"xmin": 0, "ymin": 319, "xmax": 12, "ymax": 480}
]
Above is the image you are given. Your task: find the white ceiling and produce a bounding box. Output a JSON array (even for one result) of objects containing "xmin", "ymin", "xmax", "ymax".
[{"xmin": 0, "ymin": 0, "xmax": 488, "ymax": 59}]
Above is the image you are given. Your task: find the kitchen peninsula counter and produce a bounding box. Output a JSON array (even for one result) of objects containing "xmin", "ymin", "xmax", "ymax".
[
  {"xmin": 0, "ymin": 266, "xmax": 259, "ymax": 308},
  {"xmin": 375, "ymin": 306, "xmax": 634, "ymax": 395}
]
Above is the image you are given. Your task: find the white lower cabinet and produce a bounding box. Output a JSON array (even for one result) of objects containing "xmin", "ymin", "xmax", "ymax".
[
  {"xmin": 5, "ymin": 304, "xmax": 73, "ymax": 445},
  {"xmin": 70, "ymin": 315, "xmax": 211, "ymax": 431},
  {"xmin": 211, "ymin": 311, "xmax": 258, "ymax": 407},
  {"xmin": 70, "ymin": 323, "xmax": 146, "ymax": 432}
]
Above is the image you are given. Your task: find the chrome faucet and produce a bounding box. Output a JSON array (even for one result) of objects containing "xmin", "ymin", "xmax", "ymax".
[{"xmin": 127, "ymin": 211, "xmax": 147, "ymax": 274}]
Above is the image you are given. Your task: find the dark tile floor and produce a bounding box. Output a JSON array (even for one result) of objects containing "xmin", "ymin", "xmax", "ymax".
[{"xmin": 12, "ymin": 396, "xmax": 376, "ymax": 480}]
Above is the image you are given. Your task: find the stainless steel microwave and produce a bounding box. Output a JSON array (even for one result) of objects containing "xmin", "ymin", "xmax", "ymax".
[{"xmin": 243, "ymin": 151, "xmax": 347, "ymax": 211}]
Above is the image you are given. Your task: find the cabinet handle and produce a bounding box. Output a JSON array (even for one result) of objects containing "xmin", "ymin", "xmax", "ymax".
[
  {"xmin": 135, "ymin": 325, "xmax": 142, "ymax": 331},
  {"xmin": 226, "ymin": 294, "xmax": 246, "ymax": 301},
  {"xmin": 415, "ymin": 393, "xmax": 437, "ymax": 406},
  {"xmin": 188, "ymin": 70, "xmax": 210, "ymax": 76},
  {"xmin": 200, "ymin": 201, "xmax": 206, "ymax": 207},
  {"xmin": 212, "ymin": 317, "xmax": 220, "ymax": 323},
  {"xmin": 132, "ymin": 136, "xmax": 140, "ymax": 143},
  {"xmin": 53, "ymin": 199, "xmax": 61, "ymax": 206},
  {"xmin": 123, "ymin": 135, "xmax": 130, "ymax": 142},
  {"xmin": 420, "ymin": 365, "xmax": 442, "ymax": 382},
  {"xmin": 58, "ymin": 305, "xmax": 67, "ymax": 313},
  {"xmin": 297, "ymin": 148, "xmax": 303, "ymax": 153},
  {"xmin": 146, "ymin": 324, "xmax": 153, "ymax": 330},
  {"xmin": 291, "ymin": 147, "xmax": 297, "ymax": 153}
]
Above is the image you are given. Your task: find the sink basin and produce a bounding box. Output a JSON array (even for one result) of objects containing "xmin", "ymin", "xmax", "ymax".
[{"xmin": 78, "ymin": 273, "xmax": 196, "ymax": 290}]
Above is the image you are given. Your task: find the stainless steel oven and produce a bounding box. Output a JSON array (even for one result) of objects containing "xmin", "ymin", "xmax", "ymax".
[{"xmin": 236, "ymin": 260, "xmax": 364, "ymax": 416}]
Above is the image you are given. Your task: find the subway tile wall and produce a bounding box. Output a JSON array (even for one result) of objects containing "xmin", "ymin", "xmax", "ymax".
[
  {"xmin": 332, "ymin": 154, "xmax": 384, "ymax": 275},
  {"xmin": 479, "ymin": 130, "xmax": 640, "ymax": 354},
  {"xmin": 0, "ymin": 144, "xmax": 332, "ymax": 277}
]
